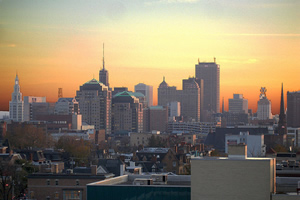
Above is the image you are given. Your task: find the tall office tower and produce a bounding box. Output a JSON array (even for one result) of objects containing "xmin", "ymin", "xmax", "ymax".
[
  {"xmin": 257, "ymin": 87, "xmax": 272, "ymax": 120},
  {"xmin": 228, "ymin": 94, "xmax": 248, "ymax": 114},
  {"xmin": 134, "ymin": 83, "xmax": 153, "ymax": 107},
  {"xmin": 143, "ymin": 106, "xmax": 168, "ymax": 133},
  {"xmin": 195, "ymin": 58, "xmax": 220, "ymax": 114},
  {"xmin": 9, "ymin": 74, "xmax": 24, "ymax": 122},
  {"xmin": 287, "ymin": 91, "xmax": 300, "ymax": 128},
  {"xmin": 54, "ymin": 98, "xmax": 79, "ymax": 115},
  {"xmin": 158, "ymin": 77, "xmax": 178, "ymax": 106},
  {"xmin": 76, "ymin": 78, "xmax": 111, "ymax": 134},
  {"xmin": 112, "ymin": 91, "xmax": 143, "ymax": 134},
  {"xmin": 99, "ymin": 43, "xmax": 109, "ymax": 87},
  {"xmin": 278, "ymin": 83, "xmax": 287, "ymax": 135},
  {"xmin": 23, "ymin": 96, "xmax": 47, "ymax": 121},
  {"xmin": 158, "ymin": 77, "xmax": 200, "ymax": 122},
  {"xmin": 180, "ymin": 78, "xmax": 201, "ymax": 122}
]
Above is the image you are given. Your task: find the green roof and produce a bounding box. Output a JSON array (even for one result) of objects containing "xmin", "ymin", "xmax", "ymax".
[
  {"xmin": 84, "ymin": 78, "xmax": 100, "ymax": 85},
  {"xmin": 114, "ymin": 91, "xmax": 133, "ymax": 97},
  {"xmin": 130, "ymin": 92, "xmax": 144, "ymax": 97}
]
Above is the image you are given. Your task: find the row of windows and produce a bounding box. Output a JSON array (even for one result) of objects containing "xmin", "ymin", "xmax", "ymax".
[{"xmin": 46, "ymin": 179, "xmax": 79, "ymax": 186}]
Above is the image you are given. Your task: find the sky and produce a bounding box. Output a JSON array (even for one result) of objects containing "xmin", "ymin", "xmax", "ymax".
[{"xmin": 0, "ymin": 0, "xmax": 299, "ymax": 114}]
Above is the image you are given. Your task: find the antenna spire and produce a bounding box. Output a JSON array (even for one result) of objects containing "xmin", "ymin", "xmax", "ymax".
[{"xmin": 102, "ymin": 43, "xmax": 105, "ymax": 70}]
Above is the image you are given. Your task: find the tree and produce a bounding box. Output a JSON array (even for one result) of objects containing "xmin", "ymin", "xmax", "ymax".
[
  {"xmin": 55, "ymin": 136, "xmax": 92, "ymax": 166},
  {"xmin": 0, "ymin": 160, "xmax": 32, "ymax": 200},
  {"xmin": 5, "ymin": 124, "xmax": 51, "ymax": 149},
  {"xmin": 148, "ymin": 135, "xmax": 164, "ymax": 147}
]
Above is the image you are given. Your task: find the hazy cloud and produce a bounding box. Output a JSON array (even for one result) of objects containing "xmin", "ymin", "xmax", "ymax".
[
  {"xmin": 221, "ymin": 58, "xmax": 259, "ymax": 64},
  {"xmin": 0, "ymin": 43, "xmax": 16, "ymax": 48}
]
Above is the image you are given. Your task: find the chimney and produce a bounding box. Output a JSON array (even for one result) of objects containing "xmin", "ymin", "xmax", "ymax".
[{"xmin": 228, "ymin": 144, "xmax": 247, "ymax": 159}]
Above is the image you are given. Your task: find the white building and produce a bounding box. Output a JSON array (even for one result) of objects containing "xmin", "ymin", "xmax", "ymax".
[
  {"xmin": 54, "ymin": 98, "xmax": 79, "ymax": 115},
  {"xmin": 225, "ymin": 132, "xmax": 266, "ymax": 157},
  {"xmin": 134, "ymin": 83, "xmax": 153, "ymax": 107},
  {"xmin": 9, "ymin": 74, "xmax": 24, "ymax": 122},
  {"xmin": 257, "ymin": 87, "xmax": 272, "ymax": 120},
  {"xmin": 167, "ymin": 101, "xmax": 181, "ymax": 120},
  {"xmin": 23, "ymin": 96, "xmax": 46, "ymax": 121},
  {"xmin": 228, "ymin": 94, "xmax": 248, "ymax": 114}
]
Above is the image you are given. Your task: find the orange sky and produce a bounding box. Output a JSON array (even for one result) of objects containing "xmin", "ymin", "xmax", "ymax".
[{"xmin": 0, "ymin": 0, "xmax": 299, "ymax": 114}]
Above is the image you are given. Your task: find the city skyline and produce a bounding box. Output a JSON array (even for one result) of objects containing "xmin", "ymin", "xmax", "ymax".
[{"xmin": 0, "ymin": 0, "xmax": 299, "ymax": 114}]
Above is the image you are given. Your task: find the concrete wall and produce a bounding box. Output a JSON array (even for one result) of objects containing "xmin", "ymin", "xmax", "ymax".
[{"xmin": 191, "ymin": 157, "xmax": 275, "ymax": 200}]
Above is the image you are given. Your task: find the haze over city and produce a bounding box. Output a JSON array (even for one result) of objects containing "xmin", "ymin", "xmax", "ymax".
[{"xmin": 0, "ymin": 0, "xmax": 299, "ymax": 113}]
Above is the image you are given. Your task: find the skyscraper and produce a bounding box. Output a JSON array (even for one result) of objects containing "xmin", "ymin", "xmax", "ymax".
[
  {"xmin": 287, "ymin": 91, "xmax": 300, "ymax": 128},
  {"xmin": 278, "ymin": 83, "xmax": 287, "ymax": 135},
  {"xmin": 158, "ymin": 77, "xmax": 200, "ymax": 122},
  {"xmin": 228, "ymin": 94, "xmax": 248, "ymax": 114},
  {"xmin": 112, "ymin": 91, "xmax": 143, "ymax": 134},
  {"xmin": 9, "ymin": 74, "xmax": 24, "ymax": 122},
  {"xmin": 23, "ymin": 96, "xmax": 47, "ymax": 121},
  {"xmin": 134, "ymin": 83, "xmax": 153, "ymax": 107},
  {"xmin": 99, "ymin": 43, "xmax": 109, "ymax": 87},
  {"xmin": 76, "ymin": 78, "xmax": 111, "ymax": 134},
  {"xmin": 195, "ymin": 59, "xmax": 220, "ymax": 114},
  {"xmin": 257, "ymin": 87, "xmax": 272, "ymax": 120}
]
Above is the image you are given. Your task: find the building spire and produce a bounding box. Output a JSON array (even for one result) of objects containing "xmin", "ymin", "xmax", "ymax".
[
  {"xmin": 280, "ymin": 83, "xmax": 284, "ymax": 115},
  {"xmin": 102, "ymin": 43, "xmax": 105, "ymax": 70},
  {"xmin": 278, "ymin": 83, "xmax": 287, "ymax": 135}
]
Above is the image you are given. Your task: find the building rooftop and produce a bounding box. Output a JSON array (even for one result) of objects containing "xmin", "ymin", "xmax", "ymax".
[
  {"xmin": 138, "ymin": 148, "xmax": 169, "ymax": 154},
  {"xmin": 88, "ymin": 174, "xmax": 191, "ymax": 187}
]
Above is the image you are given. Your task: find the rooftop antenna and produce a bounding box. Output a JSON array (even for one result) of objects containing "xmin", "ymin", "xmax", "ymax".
[
  {"xmin": 58, "ymin": 88, "xmax": 63, "ymax": 99},
  {"xmin": 198, "ymin": 58, "xmax": 200, "ymax": 64},
  {"xmin": 214, "ymin": 57, "xmax": 216, "ymax": 63}
]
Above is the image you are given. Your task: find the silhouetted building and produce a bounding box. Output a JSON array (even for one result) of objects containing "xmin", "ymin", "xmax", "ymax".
[
  {"xmin": 158, "ymin": 77, "xmax": 200, "ymax": 122},
  {"xmin": 228, "ymin": 94, "xmax": 248, "ymax": 114},
  {"xmin": 278, "ymin": 84, "xmax": 287, "ymax": 135},
  {"xmin": 76, "ymin": 79, "xmax": 111, "ymax": 134},
  {"xmin": 112, "ymin": 91, "xmax": 143, "ymax": 134},
  {"xmin": 195, "ymin": 59, "xmax": 220, "ymax": 115},
  {"xmin": 135, "ymin": 83, "xmax": 153, "ymax": 107},
  {"xmin": 287, "ymin": 91, "xmax": 300, "ymax": 128},
  {"xmin": 9, "ymin": 74, "xmax": 24, "ymax": 122}
]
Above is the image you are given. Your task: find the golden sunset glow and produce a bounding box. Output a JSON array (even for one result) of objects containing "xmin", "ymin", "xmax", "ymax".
[{"xmin": 1, "ymin": 0, "xmax": 299, "ymax": 114}]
